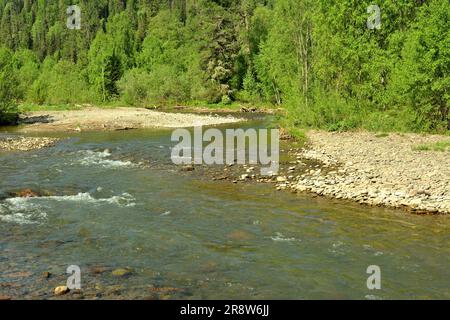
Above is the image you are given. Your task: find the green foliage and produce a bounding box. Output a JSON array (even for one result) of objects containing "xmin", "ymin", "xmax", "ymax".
[
  {"xmin": 413, "ymin": 141, "xmax": 450, "ymax": 152},
  {"xmin": 118, "ymin": 68, "xmax": 152, "ymax": 106},
  {"xmin": 28, "ymin": 58, "xmax": 94, "ymax": 105},
  {"xmin": 389, "ymin": 0, "xmax": 450, "ymax": 131},
  {"xmin": 0, "ymin": 47, "xmax": 19, "ymax": 124},
  {"xmin": 0, "ymin": 0, "xmax": 448, "ymax": 133}
]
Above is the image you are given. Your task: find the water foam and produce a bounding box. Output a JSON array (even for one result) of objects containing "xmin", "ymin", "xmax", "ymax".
[
  {"xmin": 270, "ymin": 232, "xmax": 299, "ymax": 242},
  {"xmin": 37, "ymin": 192, "xmax": 137, "ymax": 207},
  {"xmin": 77, "ymin": 150, "xmax": 136, "ymax": 168},
  {"xmin": 0, "ymin": 192, "xmax": 136, "ymax": 224},
  {"xmin": 0, "ymin": 199, "xmax": 47, "ymax": 225}
]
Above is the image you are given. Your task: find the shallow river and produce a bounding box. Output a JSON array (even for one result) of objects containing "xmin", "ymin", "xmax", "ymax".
[{"xmin": 0, "ymin": 123, "xmax": 449, "ymax": 299}]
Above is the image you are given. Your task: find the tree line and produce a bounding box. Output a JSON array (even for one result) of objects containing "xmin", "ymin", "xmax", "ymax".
[{"xmin": 0, "ymin": 0, "xmax": 448, "ymax": 132}]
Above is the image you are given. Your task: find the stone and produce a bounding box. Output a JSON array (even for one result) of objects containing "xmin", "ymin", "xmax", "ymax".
[
  {"xmin": 90, "ymin": 266, "xmax": 108, "ymax": 274},
  {"xmin": 112, "ymin": 268, "xmax": 132, "ymax": 277},
  {"xmin": 13, "ymin": 189, "xmax": 39, "ymax": 198},
  {"xmin": 54, "ymin": 286, "xmax": 70, "ymax": 296},
  {"xmin": 276, "ymin": 176, "xmax": 287, "ymax": 182},
  {"xmin": 181, "ymin": 165, "xmax": 195, "ymax": 172}
]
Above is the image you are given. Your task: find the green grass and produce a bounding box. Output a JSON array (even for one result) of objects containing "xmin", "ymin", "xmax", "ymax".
[
  {"xmin": 18, "ymin": 100, "xmax": 278, "ymax": 113},
  {"xmin": 19, "ymin": 103, "xmax": 83, "ymax": 112},
  {"xmin": 18, "ymin": 102, "xmax": 133, "ymax": 112},
  {"xmin": 286, "ymin": 127, "xmax": 307, "ymax": 145},
  {"xmin": 413, "ymin": 141, "xmax": 450, "ymax": 152}
]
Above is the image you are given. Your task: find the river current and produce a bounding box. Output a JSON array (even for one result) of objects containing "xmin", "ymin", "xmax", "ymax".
[{"xmin": 0, "ymin": 124, "xmax": 449, "ymax": 299}]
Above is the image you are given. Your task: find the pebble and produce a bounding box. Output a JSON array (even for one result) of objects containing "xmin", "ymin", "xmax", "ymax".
[{"xmin": 54, "ymin": 286, "xmax": 70, "ymax": 296}]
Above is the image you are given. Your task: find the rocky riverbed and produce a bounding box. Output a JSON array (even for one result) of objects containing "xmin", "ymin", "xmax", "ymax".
[
  {"xmin": 196, "ymin": 130, "xmax": 450, "ymax": 215},
  {"xmin": 0, "ymin": 136, "xmax": 59, "ymax": 151}
]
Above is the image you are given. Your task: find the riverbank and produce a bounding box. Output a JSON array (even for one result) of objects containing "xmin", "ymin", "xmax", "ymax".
[
  {"xmin": 16, "ymin": 107, "xmax": 245, "ymax": 133},
  {"xmin": 290, "ymin": 131, "xmax": 450, "ymax": 214},
  {"xmin": 3, "ymin": 108, "xmax": 450, "ymax": 214},
  {"xmin": 201, "ymin": 130, "xmax": 450, "ymax": 215}
]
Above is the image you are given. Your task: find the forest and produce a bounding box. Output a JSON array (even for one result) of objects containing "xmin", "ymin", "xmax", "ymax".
[{"xmin": 0, "ymin": 0, "xmax": 449, "ymax": 132}]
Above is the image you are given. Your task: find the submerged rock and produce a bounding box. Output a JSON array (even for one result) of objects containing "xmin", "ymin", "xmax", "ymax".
[
  {"xmin": 227, "ymin": 230, "xmax": 253, "ymax": 241},
  {"xmin": 181, "ymin": 165, "xmax": 195, "ymax": 172},
  {"xmin": 112, "ymin": 268, "xmax": 132, "ymax": 277},
  {"xmin": 12, "ymin": 189, "xmax": 40, "ymax": 198},
  {"xmin": 90, "ymin": 266, "xmax": 109, "ymax": 275}
]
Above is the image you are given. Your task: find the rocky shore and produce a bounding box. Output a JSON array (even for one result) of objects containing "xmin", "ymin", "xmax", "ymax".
[
  {"xmin": 199, "ymin": 130, "xmax": 450, "ymax": 215},
  {"xmin": 0, "ymin": 136, "xmax": 59, "ymax": 151},
  {"xmin": 288, "ymin": 131, "xmax": 450, "ymax": 214}
]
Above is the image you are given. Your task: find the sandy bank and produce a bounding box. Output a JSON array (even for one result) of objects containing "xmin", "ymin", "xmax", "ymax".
[{"xmin": 17, "ymin": 107, "xmax": 245, "ymax": 133}]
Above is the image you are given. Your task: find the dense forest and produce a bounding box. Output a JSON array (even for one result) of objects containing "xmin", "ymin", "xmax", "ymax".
[{"xmin": 0, "ymin": 0, "xmax": 449, "ymax": 132}]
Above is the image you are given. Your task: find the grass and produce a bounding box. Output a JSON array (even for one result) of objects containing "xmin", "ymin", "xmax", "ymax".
[
  {"xmin": 18, "ymin": 103, "xmax": 83, "ymax": 112},
  {"xmin": 413, "ymin": 141, "xmax": 450, "ymax": 152},
  {"xmin": 286, "ymin": 126, "xmax": 307, "ymax": 145},
  {"xmin": 18, "ymin": 102, "xmax": 141, "ymax": 112},
  {"xmin": 18, "ymin": 100, "xmax": 278, "ymax": 114}
]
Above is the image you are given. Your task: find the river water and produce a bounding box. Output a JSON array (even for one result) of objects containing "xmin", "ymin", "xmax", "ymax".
[{"xmin": 0, "ymin": 123, "xmax": 449, "ymax": 299}]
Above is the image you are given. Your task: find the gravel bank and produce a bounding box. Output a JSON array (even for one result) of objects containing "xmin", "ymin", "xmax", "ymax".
[
  {"xmin": 18, "ymin": 107, "xmax": 244, "ymax": 132},
  {"xmin": 289, "ymin": 131, "xmax": 450, "ymax": 214},
  {"xmin": 0, "ymin": 136, "xmax": 59, "ymax": 151}
]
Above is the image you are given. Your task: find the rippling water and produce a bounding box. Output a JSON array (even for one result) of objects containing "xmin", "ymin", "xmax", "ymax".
[{"xmin": 0, "ymin": 124, "xmax": 449, "ymax": 299}]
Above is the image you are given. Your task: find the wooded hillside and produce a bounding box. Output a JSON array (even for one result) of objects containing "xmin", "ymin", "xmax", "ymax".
[{"xmin": 0, "ymin": 0, "xmax": 448, "ymax": 131}]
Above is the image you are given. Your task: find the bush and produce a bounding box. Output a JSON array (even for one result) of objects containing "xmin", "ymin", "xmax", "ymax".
[
  {"xmin": 118, "ymin": 68, "xmax": 153, "ymax": 106},
  {"xmin": 27, "ymin": 59, "xmax": 95, "ymax": 105}
]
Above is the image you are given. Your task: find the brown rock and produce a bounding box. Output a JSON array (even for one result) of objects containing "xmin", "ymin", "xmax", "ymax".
[
  {"xmin": 90, "ymin": 266, "xmax": 109, "ymax": 275},
  {"xmin": 14, "ymin": 189, "xmax": 40, "ymax": 198},
  {"xmin": 181, "ymin": 165, "xmax": 195, "ymax": 172}
]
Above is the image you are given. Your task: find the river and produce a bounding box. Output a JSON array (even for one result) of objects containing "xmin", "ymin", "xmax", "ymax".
[{"xmin": 0, "ymin": 122, "xmax": 449, "ymax": 299}]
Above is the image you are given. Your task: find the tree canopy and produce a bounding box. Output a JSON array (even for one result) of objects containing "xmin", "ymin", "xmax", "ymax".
[{"xmin": 0, "ymin": 0, "xmax": 448, "ymax": 131}]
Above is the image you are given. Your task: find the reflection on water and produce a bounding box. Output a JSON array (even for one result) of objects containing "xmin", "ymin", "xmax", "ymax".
[{"xmin": 0, "ymin": 126, "xmax": 449, "ymax": 299}]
